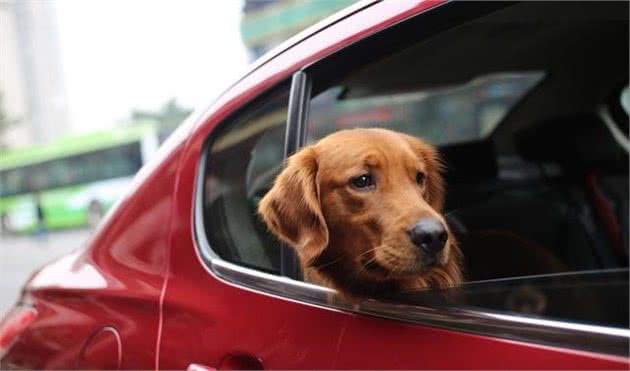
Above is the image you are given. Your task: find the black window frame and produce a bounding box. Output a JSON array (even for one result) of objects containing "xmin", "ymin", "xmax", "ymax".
[
  {"xmin": 196, "ymin": 80, "xmax": 292, "ymax": 274},
  {"xmin": 193, "ymin": 0, "xmax": 630, "ymax": 358},
  {"xmin": 280, "ymin": 71, "xmax": 312, "ymax": 279}
]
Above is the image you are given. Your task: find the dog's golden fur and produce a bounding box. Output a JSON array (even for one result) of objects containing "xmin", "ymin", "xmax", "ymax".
[{"xmin": 258, "ymin": 128, "xmax": 462, "ymax": 300}]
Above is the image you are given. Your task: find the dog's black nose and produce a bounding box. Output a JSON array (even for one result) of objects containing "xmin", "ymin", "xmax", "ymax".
[{"xmin": 408, "ymin": 218, "xmax": 448, "ymax": 255}]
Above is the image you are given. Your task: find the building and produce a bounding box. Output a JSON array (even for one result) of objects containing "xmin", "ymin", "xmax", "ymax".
[
  {"xmin": 0, "ymin": 0, "xmax": 70, "ymax": 149},
  {"xmin": 240, "ymin": 0, "xmax": 355, "ymax": 61}
]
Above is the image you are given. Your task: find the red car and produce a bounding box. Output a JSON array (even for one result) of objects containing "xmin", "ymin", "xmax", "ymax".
[{"xmin": 1, "ymin": 1, "xmax": 629, "ymax": 369}]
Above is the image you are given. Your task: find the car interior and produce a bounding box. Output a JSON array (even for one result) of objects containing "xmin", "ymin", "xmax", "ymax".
[
  {"xmin": 315, "ymin": 1, "xmax": 629, "ymax": 281},
  {"xmin": 204, "ymin": 91, "xmax": 289, "ymax": 273},
  {"xmin": 203, "ymin": 1, "xmax": 628, "ymax": 322}
]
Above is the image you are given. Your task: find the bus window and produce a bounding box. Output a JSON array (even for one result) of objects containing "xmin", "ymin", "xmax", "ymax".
[{"xmin": 0, "ymin": 127, "xmax": 156, "ymax": 232}]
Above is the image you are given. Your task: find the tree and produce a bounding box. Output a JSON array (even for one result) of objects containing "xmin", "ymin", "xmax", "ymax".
[
  {"xmin": 130, "ymin": 98, "xmax": 193, "ymax": 135},
  {"xmin": 0, "ymin": 92, "xmax": 18, "ymax": 151}
]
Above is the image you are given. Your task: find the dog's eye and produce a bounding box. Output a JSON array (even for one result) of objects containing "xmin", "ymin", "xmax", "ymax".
[
  {"xmin": 416, "ymin": 172, "xmax": 426, "ymax": 186},
  {"xmin": 351, "ymin": 174, "xmax": 375, "ymax": 189}
]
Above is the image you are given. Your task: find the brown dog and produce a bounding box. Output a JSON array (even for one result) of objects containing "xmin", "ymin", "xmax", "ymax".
[{"xmin": 258, "ymin": 128, "xmax": 462, "ymax": 300}]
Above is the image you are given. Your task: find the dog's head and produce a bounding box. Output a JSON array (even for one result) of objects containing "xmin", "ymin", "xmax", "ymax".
[{"xmin": 259, "ymin": 128, "xmax": 461, "ymax": 297}]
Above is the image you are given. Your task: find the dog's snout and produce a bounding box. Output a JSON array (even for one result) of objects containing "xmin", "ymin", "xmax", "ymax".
[{"xmin": 408, "ymin": 218, "xmax": 448, "ymax": 255}]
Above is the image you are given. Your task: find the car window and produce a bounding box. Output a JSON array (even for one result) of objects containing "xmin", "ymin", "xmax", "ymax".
[
  {"xmin": 201, "ymin": 85, "xmax": 289, "ymax": 274},
  {"xmin": 0, "ymin": 143, "xmax": 142, "ymax": 197},
  {"xmin": 621, "ymin": 85, "xmax": 630, "ymax": 116},
  {"xmin": 307, "ymin": 72, "xmax": 543, "ymax": 146},
  {"xmin": 302, "ymin": 1, "xmax": 628, "ymax": 330},
  {"xmin": 392, "ymin": 269, "xmax": 629, "ymax": 330}
]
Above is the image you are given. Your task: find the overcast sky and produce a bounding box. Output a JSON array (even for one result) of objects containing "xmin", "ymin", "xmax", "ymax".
[{"xmin": 55, "ymin": 0, "xmax": 250, "ymax": 132}]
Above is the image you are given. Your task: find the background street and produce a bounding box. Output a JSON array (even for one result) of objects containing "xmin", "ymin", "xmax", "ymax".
[{"xmin": 0, "ymin": 229, "xmax": 90, "ymax": 316}]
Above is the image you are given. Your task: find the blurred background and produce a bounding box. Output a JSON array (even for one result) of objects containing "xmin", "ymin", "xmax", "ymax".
[{"xmin": 0, "ymin": 0, "xmax": 355, "ymax": 315}]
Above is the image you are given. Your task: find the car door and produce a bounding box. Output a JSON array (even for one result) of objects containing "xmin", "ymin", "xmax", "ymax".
[{"xmin": 158, "ymin": 1, "xmax": 629, "ymax": 369}]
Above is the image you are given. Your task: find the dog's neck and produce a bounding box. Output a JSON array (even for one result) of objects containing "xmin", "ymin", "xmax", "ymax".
[{"xmin": 305, "ymin": 250, "xmax": 405, "ymax": 301}]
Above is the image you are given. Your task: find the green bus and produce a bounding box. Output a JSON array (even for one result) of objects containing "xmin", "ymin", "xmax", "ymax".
[{"xmin": 0, "ymin": 124, "xmax": 162, "ymax": 234}]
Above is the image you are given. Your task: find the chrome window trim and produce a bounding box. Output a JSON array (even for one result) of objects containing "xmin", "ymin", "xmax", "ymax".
[
  {"xmin": 208, "ymin": 257, "xmax": 630, "ymax": 357},
  {"xmin": 194, "ymin": 140, "xmax": 630, "ymax": 358}
]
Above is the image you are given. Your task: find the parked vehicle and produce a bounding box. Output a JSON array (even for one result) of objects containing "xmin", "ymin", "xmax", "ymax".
[
  {"xmin": 0, "ymin": 124, "xmax": 161, "ymax": 233},
  {"xmin": 1, "ymin": 1, "xmax": 628, "ymax": 369}
]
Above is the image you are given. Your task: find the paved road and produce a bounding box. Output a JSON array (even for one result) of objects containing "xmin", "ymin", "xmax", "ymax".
[{"xmin": 0, "ymin": 229, "xmax": 92, "ymax": 316}]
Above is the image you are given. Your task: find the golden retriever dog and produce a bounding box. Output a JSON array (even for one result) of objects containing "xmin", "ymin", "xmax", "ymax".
[{"xmin": 258, "ymin": 128, "xmax": 463, "ymax": 300}]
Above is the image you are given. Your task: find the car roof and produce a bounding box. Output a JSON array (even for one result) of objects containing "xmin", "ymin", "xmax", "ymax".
[{"xmin": 233, "ymin": 0, "xmax": 381, "ymax": 89}]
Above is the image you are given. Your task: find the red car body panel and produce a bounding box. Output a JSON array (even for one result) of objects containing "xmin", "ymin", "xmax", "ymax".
[
  {"xmin": 2, "ymin": 134, "xmax": 186, "ymax": 369},
  {"xmin": 1, "ymin": 0, "xmax": 628, "ymax": 369}
]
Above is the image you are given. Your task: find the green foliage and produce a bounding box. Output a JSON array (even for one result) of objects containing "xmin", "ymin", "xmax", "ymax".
[{"xmin": 130, "ymin": 98, "xmax": 192, "ymax": 136}]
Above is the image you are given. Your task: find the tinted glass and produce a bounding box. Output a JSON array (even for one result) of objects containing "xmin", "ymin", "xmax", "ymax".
[
  {"xmin": 621, "ymin": 85, "xmax": 630, "ymax": 116},
  {"xmin": 302, "ymin": 2, "xmax": 628, "ymax": 333},
  {"xmin": 391, "ymin": 269, "xmax": 629, "ymax": 330},
  {"xmin": 0, "ymin": 142, "xmax": 142, "ymax": 197},
  {"xmin": 307, "ymin": 72, "xmax": 543, "ymax": 145},
  {"xmin": 202, "ymin": 86, "xmax": 289, "ymax": 273}
]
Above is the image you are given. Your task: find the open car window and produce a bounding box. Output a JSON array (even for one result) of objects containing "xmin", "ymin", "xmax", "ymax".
[
  {"xmin": 302, "ymin": 0, "xmax": 629, "ymax": 335},
  {"xmin": 308, "ymin": 72, "xmax": 544, "ymax": 146}
]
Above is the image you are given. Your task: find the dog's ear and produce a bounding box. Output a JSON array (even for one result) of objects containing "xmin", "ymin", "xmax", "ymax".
[
  {"xmin": 401, "ymin": 134, "xmax": 445, "ymax": 211},
  {"xmin": 258, "ymin": 146, "xmax": 328, "ymax": 266}
]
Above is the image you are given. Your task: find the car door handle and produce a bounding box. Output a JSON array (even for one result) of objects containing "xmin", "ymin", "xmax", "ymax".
[
  {"xmin": 187, "ymin": 364, "xmax": 216, "ymax": 371},
  {"xmin": 187, "ymin": 354, "xmax": 264, "ymax": 371}
]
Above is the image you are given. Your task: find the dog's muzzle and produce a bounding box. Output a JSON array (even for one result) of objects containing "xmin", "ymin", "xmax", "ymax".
[{"xmin": 408, "ymin": 218, "xmax": 448, "ymax": 258}]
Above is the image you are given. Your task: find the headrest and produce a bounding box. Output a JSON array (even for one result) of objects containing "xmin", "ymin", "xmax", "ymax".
[
  {"xmin": 440, "ymin": 140, "xmax": 498, "ymax": 184},
  {"xmin": 515, "ymin": 113, "xmax": 628, "ymax": 173}
]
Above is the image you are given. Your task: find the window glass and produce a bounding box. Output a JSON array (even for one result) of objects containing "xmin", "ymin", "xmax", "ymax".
[
  {"xmin": 621, "ymin": 85, "xmax": 630, "ymax": 116},
  {"xmin": 0, "ymin": 142, "xmax": 142, "ymax": 197},
  {"xmin": 307, "ymin": 72, "xmax": 543, "ymax": 145},
  {"xmin": 202, "ymin": 86, "xmax": 289, "ymax": 273},
  {"xmin": 0, "ymin": 168, "xmax": 25, "ymax": 197},
  {"xmin": 393, "ymin": 269, "xmax": 628, "ymax": 330}
]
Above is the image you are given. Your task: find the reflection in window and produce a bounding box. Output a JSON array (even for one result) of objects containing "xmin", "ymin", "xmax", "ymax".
[
  {"xmin": 308, "ymin": 72, "xmax": 543, "ymax": 145},
  {"xmin": 391, "ymin": 269, "xmax": 628, "ymax": 330},
  {"xmin": 621, "ymin": 85, "xmax": 630, "ymax": 116},
  {"xmin": 202, "ymin": 86, "xmax": 290, "ymax": 273}
]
